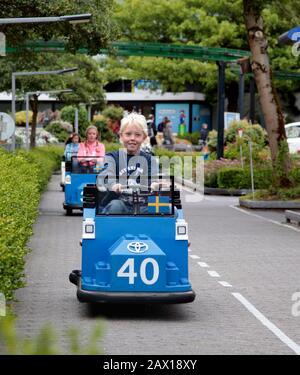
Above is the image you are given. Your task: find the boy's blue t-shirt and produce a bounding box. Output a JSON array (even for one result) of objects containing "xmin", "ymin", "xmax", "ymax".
[{"xmin": 97, "ymin": 149, "xmax": 158, "ymax": 189}]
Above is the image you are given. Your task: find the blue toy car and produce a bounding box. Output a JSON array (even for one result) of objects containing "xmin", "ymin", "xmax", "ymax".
[
  {"xmin": 60, "ymin": 156, "xmax": 66, "ymax": 192},
  {"xmin": 63, "ymin": 156, "xmax": 104, "ymax": 215},
  {"xmin": 69, "ymin": 176, "xmax": 196, "ymax": 304}
]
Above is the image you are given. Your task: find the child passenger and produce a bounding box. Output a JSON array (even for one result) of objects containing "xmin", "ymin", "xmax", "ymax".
[
  {"xmin": 64, "ymin": 133, "xmax": 81, "ymax": 162},
  {"xmin": 77, "ymin": 125, "xmax": 105, "ymax": 172},
  {"xmin": 97, "ymin": 112, "xmax": 158, "ymax": 214}
]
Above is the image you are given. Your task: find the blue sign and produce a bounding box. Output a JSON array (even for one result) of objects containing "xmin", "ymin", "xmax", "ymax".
[
  {"xmin": 224, "ymin": 112, "xmax": 240, "ymax": 129},
  {"xmin": 155, "ymin": 103, "xmax": 189, "ymax": 133}
]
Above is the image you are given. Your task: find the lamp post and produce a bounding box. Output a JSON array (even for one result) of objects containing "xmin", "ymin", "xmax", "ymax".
[
  {"xmin": 0, "ymin": 14, "xmax": 92, "ymax": 25},
  {"xmin": 25, "ymin": 89, "xmax": 73, "ymax": 150},
  {"xmin": 11, "ymin": 67, "xmax": 78, "ymax": 151}
]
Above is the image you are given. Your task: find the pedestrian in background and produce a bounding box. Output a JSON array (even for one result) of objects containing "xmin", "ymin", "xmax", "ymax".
[
  {"xmin": 162, "ymin": 120, "xmax": 174, "ymax": 146},
  {"xmin": 147, "ymin": 114, "xmax": 157, "ymax": 146},
  {"xmin": 157, "ymin": 116, "xmax": 169, "ymax": 145},
  {"xmin": 200, "ymin": 123, "xmax": 209, "ymax": 144}
]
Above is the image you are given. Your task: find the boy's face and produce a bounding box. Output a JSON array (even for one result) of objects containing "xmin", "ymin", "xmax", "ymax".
[{"xmin": 120, "ymin": 123, "xmax": 146, "ymax": 155}]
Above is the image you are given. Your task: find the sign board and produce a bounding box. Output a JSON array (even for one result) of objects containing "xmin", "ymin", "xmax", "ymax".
[
  {"xmin": 224, "ymin": 112, "xmax": 240, "ymax": 129},
  {"xmin": 0, "ymin": 112, "xmax": 15, "ymax": 143},
  {"xmin": 155, "ymin": 103, "xmax": 189, "ymax": 134}
]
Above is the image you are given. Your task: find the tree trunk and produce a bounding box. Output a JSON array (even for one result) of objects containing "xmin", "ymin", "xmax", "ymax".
[
  {"xmin": 243, "ymin": 0, "xmax": 291, "ymax": 186},
  {"xmin": 227, "ymin": 80, "xmax": 239, "ymax": 113},
  {"xmin": 30, "ymin": 94, "xmax": 38, "ymax": 148}
]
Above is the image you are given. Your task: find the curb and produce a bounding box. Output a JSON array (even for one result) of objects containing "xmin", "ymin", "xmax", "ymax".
[
  {"xmin": 239, "ymin": 199, "xmax": 300, "ymax": 209},
  {"xmin": 174, "ymin": 177, "xmax": 201, "ymax": 192},
  {"xmin": 174, "ymin": 176, "xmax": 251, "ymax": 196},
  {"xmin": 204, "ymin": 187, "xmax": 252, "ymax": 196},
  {"xmin": 285, "ymin": 210, "xmax": 300, "ymax": 225}
]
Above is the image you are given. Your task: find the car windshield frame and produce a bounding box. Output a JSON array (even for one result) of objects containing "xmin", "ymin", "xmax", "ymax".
[
  {"xmin": 96, "ymin": 175, "xmax": 176, "ymax": 217},
  {"xmin": 65, "ymin": 156, "xmax": 104, "ymax": 175}
]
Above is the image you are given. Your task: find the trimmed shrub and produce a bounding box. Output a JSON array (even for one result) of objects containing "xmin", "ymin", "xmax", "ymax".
[
  {"xmin": 204, "ymin": 159, "xmax": 242, "ymax": 188},
  {"xmin": 61, "ymin": 106, "xmax": 90, "ymax": 138},
  {"xmin": 103, "ymin": 142, "xmax": 122, "ymax": 153},
  {"xmin": 15, "ymin": 111, "xmax": 33, "ymax": 126},
  {"xmin": 0, "ymin": 146, "xmax": 63, "ymax": 301},
  {"xmin": 17, "ymin": 147, "xmax": 62, "ymax": 192},
  {"xmin": 217, "ymin": 167, "xmax": 246, "ymax": 189},
  {"xmin": 217, "ymin": 166, "xmax": 273, "ymax": 189},
  {"xmin": 207, "ymin": 130, "xmax": 218, "ymax": 152},
  {"xmin": 207, "ymin": 121, "xmax": 269, "ymax": 163},
  {"xmin": 289, "ymin": 167, "xmax": 300, "ymax": 185},
  {"xmin": 101, "ymin": 105, "xmax": 124, "ymax": 121},
  {"xmin": 45, "ymin": 121, "xmax": 72, "ymax": 142},
  {"xmin": 93, "ymin": 120, "xmax": 118, "ymax": 143},
  {"xmin": 225, "ymin": 120, "xmax": 267, "ymax": 146},
  {"xmin": 0, "ymin": 315, "xmax": 104, "ymax": 355},
  {"xmin": 177, "ymin": 132, "xmax": 200, "ymax": 145}
]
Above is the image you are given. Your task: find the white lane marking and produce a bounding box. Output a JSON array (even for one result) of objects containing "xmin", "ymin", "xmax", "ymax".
[
  {"xmin": 219, "ymin": 281, "xmax": 232, "ymax": 287},
  {"xmin": 230, "ymin": 205, "xmax": 300, "ymax": 233},
  {"xmin": 208, "ymin": 270, "xmax": 220, "ymax": 278},
  {"xmin": 197, "ymin": 261, "xmax": 209, "ymax": 268},
  {"xmin": 232, "ymin": 292, "xmax": 300, "ymax": 355},
  {"xmin": 189, "ymin": 254, "xmax": 200, "ymax": 259}
]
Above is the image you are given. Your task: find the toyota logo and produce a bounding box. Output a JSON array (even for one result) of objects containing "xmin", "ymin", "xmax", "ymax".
[{"xmin": 127, "ymin": 241, "xmax": 149, "ymax": 254}]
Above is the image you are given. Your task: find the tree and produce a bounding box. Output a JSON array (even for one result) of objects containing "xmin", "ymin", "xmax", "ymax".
[
  {"xmin": 243, "ymin": 0, "xmax": 291, "ymax": 184},
  {"xmin": 107, "ymin": 0, "xmax": 300, "ymax": 185},
  {"xmin": 0, "ymin": 0, "xmax": 117, "ymax": 55},
  {"xmin": 0, "ymin": 52, "xmax": 106, "ymax": 147},
  {"xmin": 0, "ymin": 0, "xmax": 115, "ymax": 147},
  {"xmin": 106, "ymin": 0, "xmax": 300, "ymax": 110}
]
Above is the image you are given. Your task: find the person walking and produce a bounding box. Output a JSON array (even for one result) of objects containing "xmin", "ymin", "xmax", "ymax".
[
  {"xmin": 147, "ymin": 114, "xmax": 157, "ymax": 146},
  {"xmin": 200, "ymin": 123, "xmax": 209, "ymax": 143},
  {"xmin": 162, "ymin": 120, "xmax": 174, "ymax": 146}
]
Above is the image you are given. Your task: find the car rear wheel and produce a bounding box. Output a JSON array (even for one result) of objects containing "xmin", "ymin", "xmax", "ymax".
[{"xmin": 66, "ymin": 207, "xmax": 73, "ymax": 216}]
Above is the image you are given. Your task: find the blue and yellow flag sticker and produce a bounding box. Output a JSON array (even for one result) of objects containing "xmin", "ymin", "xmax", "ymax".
[{"xmin": 148, "ymin": 195, "xmax": 170, "ymax": 214}]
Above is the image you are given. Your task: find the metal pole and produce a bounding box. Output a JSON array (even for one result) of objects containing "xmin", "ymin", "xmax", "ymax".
[
  {"xmin": 75, "ymin": 107, "xmax": 79, "ymax": 133},
  {"xmin": 0, "ymin": 14, "xmax": 92, "ymax": 25},
  {"xmin": 249, "ymin": 141, "xmax": 255, "ymax": 200},
  {"xmin": 25, "ymin": 93, "xmax": 30, "ymax": 150},
  {"xmin": 87, "ymin": 105, "xmax": 91, "ymax": 122},
  {"xmin": 217, "ymin": 61, "xmax": 226, "ymax": 159},
  {"xmin": 240, "ymin": 144, "xmax": 244, "ymax": 168},
  {"xmin": 11, "ymin": 73, "xmax": 16, "ymax": 152},
  {"xmin": 11, "ymin": 70, "xmax": 76, "ymax": 152}
]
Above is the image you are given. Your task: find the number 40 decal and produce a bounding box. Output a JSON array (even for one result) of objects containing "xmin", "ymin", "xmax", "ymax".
[{"xmin": 117, "ymin": 258, "xmax": 159, "ymax": 285}]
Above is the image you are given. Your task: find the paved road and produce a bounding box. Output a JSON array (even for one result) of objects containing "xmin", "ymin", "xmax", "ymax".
[{"xmin": 10, "ymin": 175, "xmax": 300, "ymax": 354}]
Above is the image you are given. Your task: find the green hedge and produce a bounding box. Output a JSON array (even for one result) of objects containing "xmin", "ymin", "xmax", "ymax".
[
  {"xmin": 45, "ymin": 122, "xmax": 69, "ymax": 143},
  {"xmin": 217, "ymin": 166, "xmax": 273, "ymax": 189},
  {"xmin": 0, "ymin": 146, "xmax": 63, "ymax": 301}
]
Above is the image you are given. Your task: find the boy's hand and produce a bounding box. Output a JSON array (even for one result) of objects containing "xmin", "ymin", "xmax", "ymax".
[
  {"xmin": 151, "ymin": 181, "xmax": 170, "ymax": 191},
  {"xmin": 112, "ymin": 183, "xmax": 123, "ymax": 193}
]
